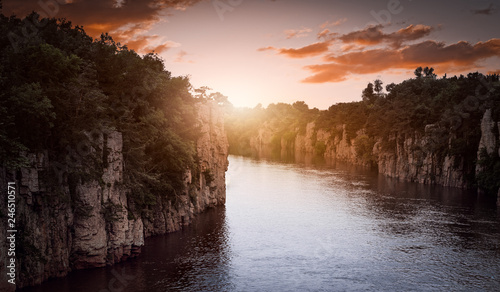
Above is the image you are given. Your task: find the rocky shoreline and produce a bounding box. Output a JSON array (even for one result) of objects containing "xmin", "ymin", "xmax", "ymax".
[{"xmin": 0, "ymin": 101, "xmax": 228, "ymax": 290}]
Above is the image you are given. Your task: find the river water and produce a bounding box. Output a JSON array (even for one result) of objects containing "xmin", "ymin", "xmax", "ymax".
[{"xmin": 21, "ymin": 155, "xmax": 500, "ymax": 291}]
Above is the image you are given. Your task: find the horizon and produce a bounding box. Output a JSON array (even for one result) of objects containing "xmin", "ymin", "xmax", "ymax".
[{"xmin": 3, "ymin": 0, "xmax": 500, "ymax": 109}]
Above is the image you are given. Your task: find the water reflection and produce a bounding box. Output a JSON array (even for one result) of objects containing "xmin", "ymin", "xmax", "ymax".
[
  {"xmin": 20, "ymin": 207, "xmax": 232, "ymax": 292},
  {"xmin": 137, "ymin": 207, "xmax": 232, "ymax": 291},
  {"xmin": 250, "ymin": 146, "xmax": 329, "ymax": 166},
  {"xmin": 226, "ymin": 155, "xmax": 499, "ymax": 291},
  {"xmin": 20, "ymin": 155, "xmax": 500, "ymax": 291}
]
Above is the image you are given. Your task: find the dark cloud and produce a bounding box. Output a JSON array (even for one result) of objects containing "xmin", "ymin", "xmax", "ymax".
[
  {"xmin": 339, "ymin": 24, "xmax": 435, "ymax": 48},
  {"xmin": 303, "ymin": 39, "xmax": 500, "ymax": 83},
  {"xmin": 338, "ymin": 24, "xmax": 386, "ymax": 45},
  {"xmin": 471, "ymin": 3, "xmax": 496, "ymax": 15},
  {"xmin": 2, "ymin": 0, "xmax": 202, "ymax": 52}
]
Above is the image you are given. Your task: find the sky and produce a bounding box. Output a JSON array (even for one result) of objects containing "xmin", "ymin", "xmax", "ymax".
[{"xmin": 3, "ymin": 0, "xmax": 500, "ymax": 109}]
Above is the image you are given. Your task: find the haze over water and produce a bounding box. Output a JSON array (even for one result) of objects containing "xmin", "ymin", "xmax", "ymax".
[{"xmin": 21, "ymin": 155, "xmax": 500, "ymax": 291}]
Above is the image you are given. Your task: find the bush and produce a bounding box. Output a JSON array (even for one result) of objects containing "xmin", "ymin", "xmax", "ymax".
[
  {"xmin": 476, "ymin": 148, "xmax": 500, "ymax": 195},
  {"xmin": 314, "ymin": 141, "xmax": 326, "ymax": 156},
  {"xmin": 354, "ymin": 135, "xmax": 375, "ymax": 162}
]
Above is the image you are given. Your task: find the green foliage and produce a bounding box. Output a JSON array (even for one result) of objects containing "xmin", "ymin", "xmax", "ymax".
[
  {"xmin": 282, "ymin": 131, "xmax": 296, "ymax": 148},
  {"xmin": 270, "ymin": 134, "xmax": 282, "ymax": 151},
  {"xmin": 102, "ymin": 201, "xmax": 123, "ymax": 223},
  {"xmin": 374, "ymin": 79, "xmax": 383, "ymax": 96},
  {"xmin": 189, "ymin": 184, "xmax": 198, "ymax": 205},
  {"xmin": 225, "ymin": 105, "xmax": 266, "ymax": 155},
  {"xmin": 127, "ymin": 207, "xmax": 137, "ymax": 221},
  {"xmin": 476, "ymin": 148, "xmax": 500, "ymax": 195},
  {"xmin": 225, "ymin": 101, "xmax": 320, "ymax": 155},
  {"xmin": 314, "ymin": 141, "xmax": 326, "ymax": 156},
  {"xmin": 354, "ymin": 135, "xmax": 375, "ymax": 162},
  {"xmin": 0, "ymin": 13, "xmax": 202, "ymax": 211},
  {"xmin": 322, "ymin": 102, "xmax": 367, "ymax": 142},
  {"xmin": 362, "ymin": 83, "xmax": 375, "ymax": 103},
  {"xmin": 17, "ymin": 220, "xmax": 48, "ymax": 270}
]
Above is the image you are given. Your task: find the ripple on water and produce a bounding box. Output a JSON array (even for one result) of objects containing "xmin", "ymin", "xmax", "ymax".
[{"xmin": 18, "ymin": 155, "xmax": 500, "ymax": 292}]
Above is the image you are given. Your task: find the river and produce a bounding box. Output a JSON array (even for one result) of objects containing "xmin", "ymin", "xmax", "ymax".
[{"xmin": 21, "ymin": 155, "xmax": 500, "ymax": 291}]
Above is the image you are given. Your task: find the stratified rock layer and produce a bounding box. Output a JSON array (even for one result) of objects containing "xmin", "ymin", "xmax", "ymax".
[
  {"xmin": 250, "ymin": 109, "xmax": 499, "ymax": 193},
  {"xmin": 0, "ymin": 101, "xmax": 228, "ymax": 290}
]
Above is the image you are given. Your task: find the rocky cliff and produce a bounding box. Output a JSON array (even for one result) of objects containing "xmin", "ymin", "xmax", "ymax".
[
  {"xmin": 249, "ymin": 109, "xmax": 499, "ymax": 203},
  {"xmin": 0, "ymin": 101, "xmax": 228, "ymax": 290}
]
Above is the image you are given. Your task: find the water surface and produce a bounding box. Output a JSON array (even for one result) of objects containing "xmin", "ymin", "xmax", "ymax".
[{"xmin": 21, "ymin": 155, "xmax": 500, "ymax": 291}]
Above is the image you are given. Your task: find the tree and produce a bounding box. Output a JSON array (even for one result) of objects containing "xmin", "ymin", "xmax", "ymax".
[
  {"xmin": 209, "ymin": 92, "xmax": 229, "ymax": 105},
  {"xmin": 194, "ymin": 86, "xmax": 212, "ymax": 99},
  {"xmin": 0, "ymin": 13, "xmax": 202, "ymax": 208},
  {"xmin": 414, "ymin": 66, "xmax": 423, "ymax": 78},
  {"xmin": 362, "ymin": 82, "xmax": 375, "ymax": 103},
  {"xmin": 374, "ymin": 79, "xmax": 383, "ymax": 96},
  {"xmin": 292, "ymin": 101, "xmax": 309, "ymax": 112},
  {"xmin": 386, "ymin": 82, "xmax": 396, "ymax": 92},
  {"xmin": 423, "ymin": 66, "xmax": 436, "ymax": 79}
]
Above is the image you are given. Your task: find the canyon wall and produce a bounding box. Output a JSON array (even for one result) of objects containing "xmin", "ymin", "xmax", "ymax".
[
  {"xmin": 0, "ymin": 101, "xmax": 228, "ymax": 290},
  {"xmin": 250, "ymin": 109, "xmax": 499, "ymax": 201}
]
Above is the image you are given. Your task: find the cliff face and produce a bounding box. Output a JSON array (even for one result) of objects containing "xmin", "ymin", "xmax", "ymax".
[
  {"xmin": 142, "ymin": 101, "xmax": 228, "ymax": 238},
  {"xmin": 0, "ymin": 101, "xmax": 228, "ymax": 290},
  {"xmin": 374, "ymin": 130, "xmax": 467, "ymax": 187},
  {"xmin": 249, "ymin": 110, "xmax": 499, "ymax": 199}
]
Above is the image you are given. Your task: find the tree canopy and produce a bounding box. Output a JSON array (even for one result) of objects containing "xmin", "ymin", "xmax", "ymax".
[{"xmin": 0, "ymin": 12, "xmax": 206, "ymax": 207}]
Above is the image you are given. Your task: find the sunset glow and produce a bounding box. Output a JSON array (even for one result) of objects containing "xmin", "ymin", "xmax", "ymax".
[
  {"xmin": 2, "ymin": 1, "xmax": 500, "ymax": 290},
  {"xmin": 4, "ymin": 0, "xmax": 500, "ymax": 108}
]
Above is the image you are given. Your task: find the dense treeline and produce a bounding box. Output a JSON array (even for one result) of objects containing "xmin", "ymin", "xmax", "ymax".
[
  {"xmin": 226, "ymin": 69, "xmax": 500, "ymax": 194},
  {"xmin": 0, "ymin": 13, "xmax": 204, "ymax": 208},
  {"xmin": 225, "ymin": 101, "xmax": 319, "ymax": 155}
]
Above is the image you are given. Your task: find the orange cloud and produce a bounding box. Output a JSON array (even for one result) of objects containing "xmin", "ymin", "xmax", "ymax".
[
  {"xmin": 119, "ymin": 35, "xmax": 157, "ymax": 50},
  {"xmin": 257, "ymin": 46, "xmax": 276, "ymax": 52},
  {"xmin": 317, "ymin": 29, "xmax": 338, "ymax": 41},
  {"xmin": 260, "ymin": 21, "xmax": 499, "ymax": 83},
  {"xmin": 2, "ymin": 0, "xmax": 202, "ymax": 52},
  {"xmin": 112, "ymin": 32, "xmax": 179, "ymax": 54},
  {"xmin": 339, "ymin": 25, "xmax": 386, "ymax": 45},
  {"xmin": 339, "ymin": 24, "xmax": 435, "ymax": 48},
  {"xmin": 340, "ymin": 43, "xmax": 365, "ymax": 52},
  {"xmin": 391, "ymin": 24, "xmax": 436, "ymax": 47},
  {"xmin": 303, "ymin": 39, "xmax": 500, "ymax": 83},
  {"xmin": 284, "ymin": 28, "xmax": 312, "ymax": 39},
  {"xmin": 302, "ymin": 63, "xmax": 351, "ymax": 83},
  {"xmin": 258, "ymin": 41, "xmax": 332, "ymax": 58},
  {"xmin": 320, "ymin": 18, "xmax": 347, "ymax": 29},
  {"xmin": 151, "ymin": 43, "xmax": 174, "ymax": 54},
  {"xmin": 174, "ymin": 50, "xmax": 194, "ymax": 63}
]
